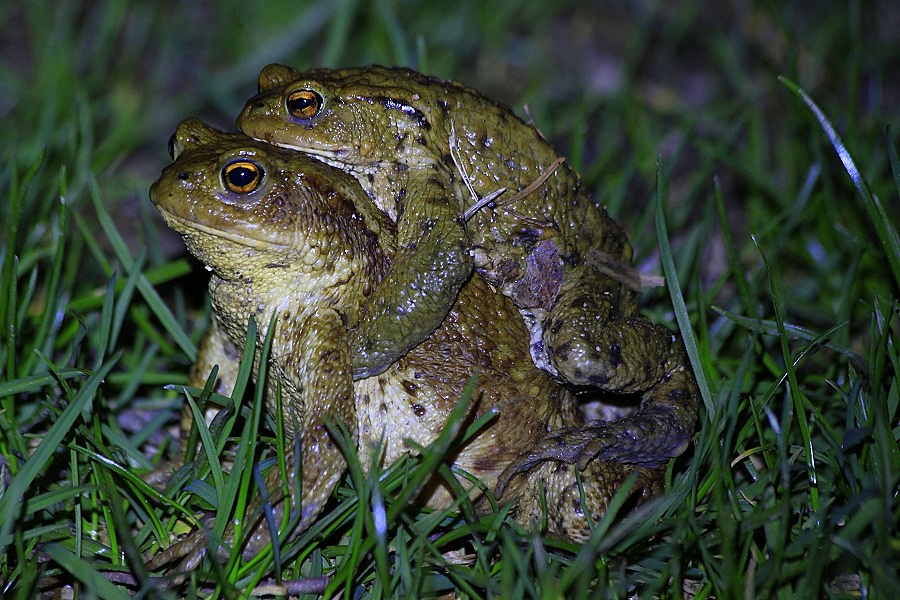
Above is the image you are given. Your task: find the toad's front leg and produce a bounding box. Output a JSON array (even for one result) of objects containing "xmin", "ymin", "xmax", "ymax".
[{"xmin": 351, "ymin": 166, "xmax": 472, "ymax": 379}]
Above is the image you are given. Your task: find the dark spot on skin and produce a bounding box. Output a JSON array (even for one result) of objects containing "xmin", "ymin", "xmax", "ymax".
[
  {"xmin": 377, "ymin": 96, "xmax": 431, "ymax": 130},
  {"xmin": 282, "ymin": 311, "xmax": 291, "ymax": 320},
  {"xmin": 366, "ymin": 173, "xmax": 375, "ymax": 184},
  {"xmin": 570, "ymin": 294, "xmax": 595, "ymax": 308},
  {"xmin": 550, "ymin": 321, "xmax": 566, "ymax": 335},
  {"xmin": 440, "ymin": 153, "xmax": 454, "ymax": 166},
  {"xmin": 512, "ymin": 228, "xmax": 543, "ymax": 247},
  {"xmin": 402, "ymin": 380, "xmax": 419, "ymax": 397},
  {"xmin": 589, "ymin": 374, "xmax": 610, "ymax": 386},
  {"xmin": 179, "ymin": 172, "xmax": 190, "ymax": 180},
  {"xmin": 470, "ymin": 452, "xmax": 501, "ymax": 473},
  {"xmin": 416, "ymin": 135, "xmax": 427, "ymax": 146},
  {"xmin": 411, "ymin": 403, "xmax": 426, "ymax": 417},
  {"xmin": 438, "ymin": 99, "xmax": 450, "ymax": 116},
  {"xmin": 608, "ymin": 342, "xmax": 623, "ymax": 368},
  {"xmin": 418, "ymin": 217, "xmax": 436, "ymax": 234}
]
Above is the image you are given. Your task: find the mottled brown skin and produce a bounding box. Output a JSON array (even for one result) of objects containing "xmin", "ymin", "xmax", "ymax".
[
  {"xmin": 148, "ymin": 120, "xmax": 663, "ymax": 569},
  {"xmin": 238, "ymin": 64, "xmax": 698, "ymax": 475}
]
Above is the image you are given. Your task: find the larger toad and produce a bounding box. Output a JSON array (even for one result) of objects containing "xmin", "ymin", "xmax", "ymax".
[
  {"xmin": 147, "ymin": 119, "xmax": 669, "ymax": 568},
  {"xmin": 239, "ymin": 64, "xmax": 697, "ymax": 473}
]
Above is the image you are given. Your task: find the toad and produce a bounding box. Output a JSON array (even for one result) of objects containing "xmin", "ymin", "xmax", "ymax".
[
  {"xmin": 147, "ymin": 119, "xmax": 673, "ymax": 568},
  {"xmin": 238, "ymin": 64, "xmax": 697, "ymax": 477}
]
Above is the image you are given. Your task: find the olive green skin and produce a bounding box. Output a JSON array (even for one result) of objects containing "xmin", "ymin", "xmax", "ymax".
[
  {"xmin": 148, "ymin": 119, "xmax": 664, "ymax": 569},
  {"xmin": 238, "ymin": 64, "xmax": 698, "ymax": 478}
]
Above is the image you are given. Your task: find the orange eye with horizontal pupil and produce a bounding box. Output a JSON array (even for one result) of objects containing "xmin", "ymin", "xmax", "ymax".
[
  {"xmin": 223, "ymin": 161, "xmax": 263, "ymax": 193},
  {"xmin": 286, "ymin": 89, "xmax": 323, "ymax": 120}
]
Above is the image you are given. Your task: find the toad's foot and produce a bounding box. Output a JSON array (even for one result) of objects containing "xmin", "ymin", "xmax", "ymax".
[
  {"xmin": 496, "ymin": 355, "xmax": 696, "ymax": 496},
  {"xmin": 506, "ymin": 455, "xmax": 665, "ymax": 544}
]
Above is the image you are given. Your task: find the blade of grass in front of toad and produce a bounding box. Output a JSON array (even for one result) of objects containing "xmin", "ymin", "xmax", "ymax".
[
  {"xmin": 320, "ymin": 379, "xmax": 489, "ymax": 597},
  {"xmin": 156, "ymin": 320, "xmax": 260, "ymax": 589},
  {"xmin": 40, "ymin": 544, "xmax": 130, "ymax": 600},
  {"xmin": 654, "ymin": 160, "xmax": 714, "ymax": 416},
  {"xmin": 228, "ymin": 318, "xmax": 286, "ymax": 589},
  {"xmin": 653, "ymin": 151, "xmax": 725, "ymax": 592}
]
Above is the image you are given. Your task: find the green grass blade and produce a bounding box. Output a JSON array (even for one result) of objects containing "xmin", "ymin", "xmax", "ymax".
[
  {"xmin": 0, "ymin": 353, "xmax": 121, "ymax": 553},
  {"xmin": 0, "ymin": 369, "xmax": 87, "ymax": 398},
  {"xmin": 753, "ymin": 235, "xmax": 818, "ymax": 512},
  {"xmin": 887, "ymin": 124, "xmax": 900, "ymax": 201},
  {"xmin": 779, "ymin": 76, "xmax": 900, "ymax": 292},
  {"xmin": 40, "ymin": 544, "xmax": 131, "ymax": 600},
  {"xmin": 655, "ymin": 160, "xmax": 714, "ymax": 415},
  {"xmin": 20, "ymin": 169, "xmax": 69, "ymax": 376},
  {"xmin": 87, "ymin": 174, "xmax": 197, "ymax": 360}
]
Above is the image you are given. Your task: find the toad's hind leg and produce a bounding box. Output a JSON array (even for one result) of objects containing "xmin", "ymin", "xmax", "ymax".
[
  {"xmin": 514, "ymin": 280, "xmax": 698, "ymax": 475},
  {"xmin": 511, "ymin": 459, "xmax": 664, "ymax": 544},
  {"xmin": 541, "ymin": 278, "xmax": 676, "ymax": 393}
]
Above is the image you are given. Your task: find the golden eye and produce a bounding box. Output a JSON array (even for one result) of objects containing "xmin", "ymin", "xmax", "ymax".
[
  {"xmin": 286, "ymin": 89, "xmax": 323, "ymax": 120},
  {"xmin": 223, "ymin": 160, "xmax": 263, "ymax": 193}
]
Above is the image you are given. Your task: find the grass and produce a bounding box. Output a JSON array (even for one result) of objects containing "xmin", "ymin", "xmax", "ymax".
[{"xmin": 1, "ymin": 0, "xmax": 898, "ymax": 597}]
